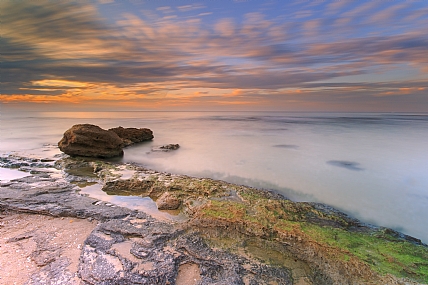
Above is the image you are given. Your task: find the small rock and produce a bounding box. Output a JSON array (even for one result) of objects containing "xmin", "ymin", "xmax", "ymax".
[
  {"xmin": 151, "ymin": 144, "xmax": 180, "ymax": 152},
  {"xmin": 160, "ymin": 144, "xmax": 179, "ymax": 150},
  {"xmin": 156, "ymin": 192, "xmax": 181, "ymax": 210}
]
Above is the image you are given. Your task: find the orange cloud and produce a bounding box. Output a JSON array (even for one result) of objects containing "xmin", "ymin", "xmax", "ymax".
[
  {"xmin": 222, "ymin": 89, "xmax": 243, "ymax": 97},
  {"xmin": 376, "ymin": 87, "xmax": 426, "ymax": 97},
  {"xmin": 0, "ymin": 94, "xmax": 82, "ymax": 104},
  {"xmin": 31, "ymin": 79, "xmax": 88, "ymax": 88}
]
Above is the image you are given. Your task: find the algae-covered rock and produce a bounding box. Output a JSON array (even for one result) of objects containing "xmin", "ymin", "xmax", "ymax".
[
  {"xmin": 156, "ymin": 192, "xmax": 181, "ymax": 210},
  {"xmin": 6, "ymin": 155, "xmax": 425, "ymax": 285}
]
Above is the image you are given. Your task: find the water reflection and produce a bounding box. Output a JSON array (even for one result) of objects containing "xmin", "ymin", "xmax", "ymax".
[
  {"xmin": 0, "ymin": 168, "xmax": 31, "ymax": 182},
  {"xmin": 78, "ymin": 183, "xmax": 187, "ymax": 222}
]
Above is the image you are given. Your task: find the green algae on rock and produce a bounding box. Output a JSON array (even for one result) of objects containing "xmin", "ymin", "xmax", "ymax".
[{"xmin": 19, "ymin": 155, "xmax": 427, "ymax": 284}]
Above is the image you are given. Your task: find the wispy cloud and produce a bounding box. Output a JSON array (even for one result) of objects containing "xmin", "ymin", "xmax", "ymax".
[{"xmin": 1, "ymin": 1, "xmax": 428, "ymax": 111}]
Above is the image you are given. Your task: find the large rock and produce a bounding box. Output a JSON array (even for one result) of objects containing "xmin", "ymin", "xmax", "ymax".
[
  {"xmin": 108, "ymin": 126, "xmax": 153, "ymax": 147},
  {"xmin": 58, "ymin": 124, "xmax": 124, "ymax": 158}
]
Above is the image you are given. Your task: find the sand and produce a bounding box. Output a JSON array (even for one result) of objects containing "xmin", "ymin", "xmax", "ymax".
[{"xmin": 0, "ymin": 210, "xmax": 96, "ymax": 285}]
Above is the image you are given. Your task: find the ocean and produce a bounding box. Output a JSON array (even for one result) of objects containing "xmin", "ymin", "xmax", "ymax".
[{"xmin": 1, "ymin": 110, "xmax": 428, "ymax": 243}]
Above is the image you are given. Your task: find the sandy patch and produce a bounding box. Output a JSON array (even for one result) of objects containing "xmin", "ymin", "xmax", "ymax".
[
  {"xmin": 0, "ymin": 211, "xmax": 96, "ymax": 285},
  {"xmin": 176, "ymin": 262, "xmax": 201, "ymax": 285}
]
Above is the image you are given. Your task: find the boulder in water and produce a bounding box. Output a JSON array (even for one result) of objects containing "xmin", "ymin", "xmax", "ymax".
[
  {"xmin": 58, "ymin": 124, "xmax": 124, "ymax": 158},
  {"xmin": 59, "ymin": 124, "xmax": 155, "ymax": 158}
]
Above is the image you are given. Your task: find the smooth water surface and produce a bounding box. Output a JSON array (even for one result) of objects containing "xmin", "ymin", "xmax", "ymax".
[{"xmin": 1, "ymin": 110, "xmax": 427, "ymax": 242}]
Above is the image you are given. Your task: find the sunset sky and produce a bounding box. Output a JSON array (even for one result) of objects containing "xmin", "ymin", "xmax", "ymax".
[{"xmin": 2, "ymin": 0, "xmax": 428, "ymax": 112}]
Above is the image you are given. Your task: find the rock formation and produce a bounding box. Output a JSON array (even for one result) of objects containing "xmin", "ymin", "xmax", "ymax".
[
  {"xmin": 1, "ymin": 154, "xmax": 427, "ymax": 285},
  {"xmin": 58, "ymin": 124, "xmax": 154, "ymax": 158},
  {"xmin": 58, "ymin": 124, "xmax": 124, "ymax": 158},
  {"xmin": 109, "ymin": 126, "xmax": 154, "ymax": 147}
]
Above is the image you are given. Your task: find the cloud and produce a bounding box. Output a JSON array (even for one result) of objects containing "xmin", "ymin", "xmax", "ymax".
[
  {"xmin": 198, "ymin": 12, "xmax": 212, "ymax": 17},
  {"xmin": 2, "ymin": 2, "xmax": 115, "ymax": 60},
  {"xmin": 156, "ymin": 6, "xmax": 173, "ymax": 13},
  {"xmin": 342, "ymin": 1, "xmax": 380, "ymax": 18},
  {"xmin": 215, "ymin": 18, "xmax": 236, "ymax": 37},
  {"xmin": 326, "ymin": 0, "xmax": 348, "ymax": 15},
  {"xmin": 177, "ymin": 4, "xmax": 205, "ymax": 12},
  {"xmin": 368, "ymin": 3, "xmax": 409, "ymax": 24},
  {"xmin": 2, "ymin": 1, "xmax": 428, "ymax": 111}
]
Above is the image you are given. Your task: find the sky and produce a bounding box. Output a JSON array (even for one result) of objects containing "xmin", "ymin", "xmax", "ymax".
[{"xmin": 1, "ymin": 0, "xmax": 428, "ymax": 112}]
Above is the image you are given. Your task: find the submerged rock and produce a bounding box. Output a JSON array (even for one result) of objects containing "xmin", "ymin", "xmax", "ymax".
[
  {"xmin": 151, "ymin": 144, "xmax": 180, "ymax": 152},
  {"xmin": 108, "ymin": 126, "xmax": 154, "ymax": 147},
  {"xmin": 58, "ymin": 124, "xmax": 124, "ymax": 158},
  {"xmin": 327, "ymin": 160, "xmax": 364, "ymax": 171}
]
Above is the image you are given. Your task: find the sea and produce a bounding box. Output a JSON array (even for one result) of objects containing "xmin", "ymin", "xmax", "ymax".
[{"xmin": 1, "ymin": 110, "xmax": 428, "ymax": 243}]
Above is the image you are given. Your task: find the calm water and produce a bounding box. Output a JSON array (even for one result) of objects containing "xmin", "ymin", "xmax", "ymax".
[{"xmin": 1, "ymin": 110, "xmax": 428, "ymax": 242}]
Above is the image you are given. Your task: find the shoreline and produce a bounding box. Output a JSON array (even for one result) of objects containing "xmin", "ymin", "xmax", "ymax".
[
  {"xmin": 1, "ymin": 153, "xmax": 426, "ymax": 244},
  {"xmin": 1, "ymin": 154, "xmax": 427, "ymax": 284}
]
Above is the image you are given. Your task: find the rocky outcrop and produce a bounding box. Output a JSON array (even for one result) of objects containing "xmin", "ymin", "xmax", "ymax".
[
  {"xmin": 58, "ymin": 124, "xmax": 124, "ymax": 158},
  {"xmin": 58, "ymin": 124, "xmax": 154, "ymax": 158},
  {"xmin": 109, "ymin": 126, "xmax": 153, "ymax": 147}
]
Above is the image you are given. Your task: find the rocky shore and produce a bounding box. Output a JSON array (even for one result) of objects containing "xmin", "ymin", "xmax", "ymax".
[{"xmin": 1, "ymin": 154, "xmax": 427, "ymax": 285}]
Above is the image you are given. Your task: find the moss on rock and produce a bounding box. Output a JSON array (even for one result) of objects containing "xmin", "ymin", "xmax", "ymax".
[{"xmin": 59, "ymin": 157, "xmax": 428, "ymax": 284}]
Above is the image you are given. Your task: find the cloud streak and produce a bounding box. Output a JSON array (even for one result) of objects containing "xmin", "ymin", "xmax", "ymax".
[{"xmin": 1, "ymin": 0, "xmax": 428, "ymax": 111}]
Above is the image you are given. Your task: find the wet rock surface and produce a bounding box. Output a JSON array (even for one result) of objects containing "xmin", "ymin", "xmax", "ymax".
[{"xmin": 1, "ymin": 154, "xmax": 427, "ymax": 285}]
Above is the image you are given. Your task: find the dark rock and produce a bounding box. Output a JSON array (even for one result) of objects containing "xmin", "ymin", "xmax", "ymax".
[
  {"xmin": 58, "ymin": 125, "xmax": 154, "ymax": 158},
  {"xmin": 152, "ymin": 144, "xmax": 180, "ymax": 152},
  {"xmin": 327, "ymin": 160, "xmax": 364, "ymax": 171},
  {"xmin": 160, "ymin": 143, "xmax": 179, "ymax": 150},
  {"xmin": 160, "ymin": 144, "xmax": 180, "ymax": 150},
  {"xmin": 58, "ymin": 124, "xmax": 124, "ymax": 158},
  {"xmin": 109, "ymin": 126, "xmax": 153, "ymax": 147}
]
